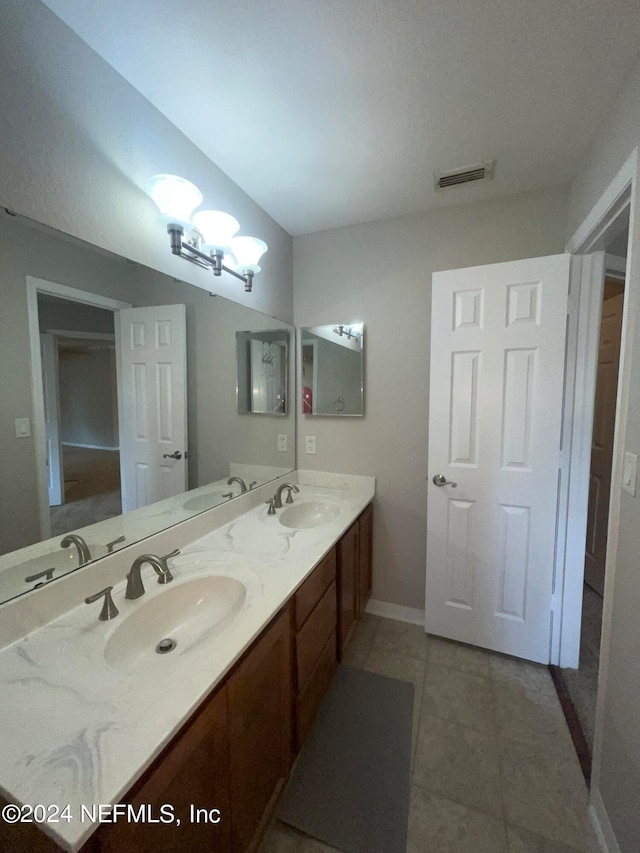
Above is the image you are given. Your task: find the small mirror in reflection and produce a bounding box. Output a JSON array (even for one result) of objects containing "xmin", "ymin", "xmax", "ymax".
[{"xmin": 301, "ymin": 324, "xmax": 364, "ymax": 416}]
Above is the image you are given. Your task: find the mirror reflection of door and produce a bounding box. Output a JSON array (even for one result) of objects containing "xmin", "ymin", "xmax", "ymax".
[
  {"xmin": 250, "ymin": 338, "xmax": 282, "ymax": 414},
  {"xmin": 37, "ymin": 294, "xmax": 122, "ymax": 537},
  {"xmin": 236, "ymin": 330, "xmax": 289, "ymax": 415},
  {"xmin": 118, "ymin": 304, "xmax": 188, "ymax": 510}
]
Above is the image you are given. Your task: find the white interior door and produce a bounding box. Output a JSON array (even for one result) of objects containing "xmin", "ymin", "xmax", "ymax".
[
  {"xmin": 118, "ymin": 305, "xmax": 187, "ymax": 512},
  {"xmin": 584, "ymin": 289, "xmax": 624, "ymax": 596},
  {"xmin": 250, "ymin": 339, "xmax": 282, "ymax": 413},
  {"xmin": 426, "ymin": 254, "xmax": 571, "ymax": 663},
  {"xmin": 40, "ymin": 333, "xmax": 63, "ymax": 507}
]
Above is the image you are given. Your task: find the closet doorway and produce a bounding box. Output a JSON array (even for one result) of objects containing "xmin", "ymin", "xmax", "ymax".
[{"xmin": 37, "ymin": 293, "xmax": 123, "ymax": 537}]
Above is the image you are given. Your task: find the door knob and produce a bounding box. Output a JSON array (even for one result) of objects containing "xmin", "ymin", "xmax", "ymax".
[
  {"xmin": 432, "ymin": 474, "xmax": 457, "ymax": 488},
  {"xmin": 163, "ymin": 451, "xmax": 183, "ymax": 460}
]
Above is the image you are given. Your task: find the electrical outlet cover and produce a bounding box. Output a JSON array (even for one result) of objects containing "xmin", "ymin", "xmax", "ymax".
[
  {"xmin": 622, "ymin": 451, "xmax": 638, "ymax": 497},
  {"xmin": 277, "ymin": 434, "xmax": 287, "ymax": 452},
  {"xmin": 305, "ymin": 435, "xmax": 317, "ymax": 455},
  {"xmin": 15, "ymin": 418, "xmax": 31, "ymax": 438}
]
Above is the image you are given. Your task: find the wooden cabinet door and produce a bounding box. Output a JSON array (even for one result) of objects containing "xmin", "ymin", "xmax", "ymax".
[
  {"xmin": 337, "ymin": 521, "xmax": 359, "ymax": 658},
  {"xmin": 99, "ymin": 685, "xmax": 231, "ymax": 853},
  {"xmin": 358, "ymin": 504, "xmax": 373, "ymax": 616},
  {"xmin": 228, "ymin": 608, "xmax": 291, "ymax": 853}
]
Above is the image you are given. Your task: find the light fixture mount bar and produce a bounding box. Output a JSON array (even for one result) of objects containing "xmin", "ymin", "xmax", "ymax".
[{"xmin": 165, "ymin": 224, "xmax": 253, "ymax": 291}]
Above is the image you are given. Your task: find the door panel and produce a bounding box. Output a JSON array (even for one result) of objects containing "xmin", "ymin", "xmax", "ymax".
[
  {"xmin": 118, "ymin": 305, "xmax": 187, "ymax": 511},
  {"xmin": 426, "ymin": 254, "xmax": 570, "ymax": 663}
]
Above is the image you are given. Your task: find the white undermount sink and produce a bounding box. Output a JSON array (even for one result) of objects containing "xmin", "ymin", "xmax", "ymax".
[
  {"xmin": 104, "ymin": 575, "xmax": 246, "ymax": 669},
  {"xmin": 278, "ymin": 499, "xmax": 341, "ymax": 529}
]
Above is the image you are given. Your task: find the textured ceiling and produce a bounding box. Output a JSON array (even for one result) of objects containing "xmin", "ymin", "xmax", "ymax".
[{"xmin": 41, "ymin": 0, "xmax": 640, "ymax": 235}]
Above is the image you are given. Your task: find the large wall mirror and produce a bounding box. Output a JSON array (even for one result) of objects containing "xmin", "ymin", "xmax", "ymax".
[
  {"xmin": 301, "ymin": 324, "xmax": 364, "ymax": 416},
  {"xmin": 0, "ymin": 209, "xmax": 295, "ymax": 606}
]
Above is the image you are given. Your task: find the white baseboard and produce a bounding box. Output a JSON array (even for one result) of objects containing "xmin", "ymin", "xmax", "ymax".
[
  {"xmin": 62, "ymin": 442, "xmax": 119, "ymax": 452},
  {"xmin": 365, "ymin": 599, "xmax": 425, "ymax": 626},
  {"xmin": 588, "ymin": 788, "xmax": 621, "ymax": 853}
]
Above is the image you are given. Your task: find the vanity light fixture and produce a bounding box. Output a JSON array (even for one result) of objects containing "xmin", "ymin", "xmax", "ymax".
[{"xmin": 145, "ymin": 174, "xmax": 268, "ymax": 292}]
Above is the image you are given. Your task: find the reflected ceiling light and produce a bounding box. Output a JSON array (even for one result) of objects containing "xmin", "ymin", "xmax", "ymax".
[
  {"xmin": 145, "ymin": 174, "xmax": 268, "ymax": 292},
  {"xmin": 333, "ymin": 324, "xmax": 362, "ymax": 342}
]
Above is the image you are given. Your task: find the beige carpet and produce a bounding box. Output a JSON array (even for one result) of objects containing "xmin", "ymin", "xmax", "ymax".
[{"xmin": 50, "ymin": 446, "xmax": 122, "ymax": 536}]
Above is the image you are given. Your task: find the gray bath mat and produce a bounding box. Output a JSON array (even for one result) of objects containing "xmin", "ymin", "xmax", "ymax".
[{"xmin": 278, "ymin": 665, "xmax": 414, "ymax": 853}]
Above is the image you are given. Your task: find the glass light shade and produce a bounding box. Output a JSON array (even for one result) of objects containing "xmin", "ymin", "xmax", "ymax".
[
  {"xmin": 229, "ymin": 236, "xmax": 268, "ymax": 274},
  {"xmin": 192, "ymin": 210, "xmax": 240, "ymax": 252},
  {"xmin": 145, "ymin": 174, "xmax": 202, "ymax": 227}
]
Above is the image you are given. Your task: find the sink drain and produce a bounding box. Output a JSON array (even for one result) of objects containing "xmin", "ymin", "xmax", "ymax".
[{"xmin": 156, "ymin": 638, "xmax": 177, "ymax": 654}]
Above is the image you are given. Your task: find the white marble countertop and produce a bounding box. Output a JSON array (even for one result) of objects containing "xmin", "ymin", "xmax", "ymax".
[
  {"xmin": 0, "ymin": 471, "xmax": 374, "ymax": 851},
  {"xmin": 0, "ymin": 465, "xmax": 293, "ymax": 604}
]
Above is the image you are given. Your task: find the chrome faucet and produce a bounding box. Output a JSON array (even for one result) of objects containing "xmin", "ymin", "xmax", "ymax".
[
  {"xmin": 125, "ymin": 549, "xmax": 179, "ymax": 600},
  {"xmin": 61, "ymin": 534, "xmax": 92, "ymax": 566},
  {"xmin": 227, "ymin": 476, "xmax": 248, "ymax": 494},
  {"xmin": 273, "ymin": 483, "xmax": 300, "ymax": 509}
]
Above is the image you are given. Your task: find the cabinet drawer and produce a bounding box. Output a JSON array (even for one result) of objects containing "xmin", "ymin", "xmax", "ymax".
[
  {"xmin": 296, "ymin": 629, "xmax": 337, "ymax": 750},
  {"xmin": 295, "ymin": 549, "xmax": 336, "ymax": 630},
  {"xmin": 296, "ymin": 580, "xmax": 337, "ymax": 691}
]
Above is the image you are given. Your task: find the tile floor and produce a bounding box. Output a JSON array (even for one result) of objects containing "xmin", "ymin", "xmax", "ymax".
[{"xmin": 260, "ymin": 615, "xmax": 588, "ymax": 853}]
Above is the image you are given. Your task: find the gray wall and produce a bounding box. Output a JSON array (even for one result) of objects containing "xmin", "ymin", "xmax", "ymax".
[
  {"xmin": 568, "ymin": 54, "xmax": 640, "ymax": 853},
  {"xmin": 59, "ymin": 349, "xmax": 118, "ymax": 449},
  {"xmin": 293, "ymin": 184, "xmax": 570, "ymax": 612},
  {"xmin": 0, "ymin": 0, "xmax": 293, "ymax": 323}
]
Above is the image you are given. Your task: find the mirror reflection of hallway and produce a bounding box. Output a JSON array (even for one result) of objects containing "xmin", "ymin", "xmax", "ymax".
[{"xmin": 37, "ymin": 294, "xmax": 122, "ymax": 537}]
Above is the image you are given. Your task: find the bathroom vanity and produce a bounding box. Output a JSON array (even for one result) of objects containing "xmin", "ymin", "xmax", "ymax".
[{"xmin": 0, "ymin": 471, "xmax": 374, "ymax": 853}]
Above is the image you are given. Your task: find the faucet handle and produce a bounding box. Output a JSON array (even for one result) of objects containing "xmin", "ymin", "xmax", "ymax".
[
  {"xmin": 160, "ymin": 548, "xmax": 180, "ymax": 562},
  {"xmin": 157, "ymin": 549, "xmax": 179, "ymax": 582},
  {"xmin": 105, "ymin": 535, "xmax": 126, "ymax": 554},
  {"xmin": 265, "ymin": 498, "xmax": 277, "ymax": 516},
  {"xmin": 249, "ymin": 481, "xmax": 257, "ymax": 490},
  {"xmin": 25, "ymin": 567, "xmax": 55, "ymax": 587},
  {"xmin": 85, "ymin": 586, "xmax": 119, "ymax": 621}
]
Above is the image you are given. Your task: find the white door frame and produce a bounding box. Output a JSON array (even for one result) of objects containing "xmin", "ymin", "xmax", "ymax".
[
  {"xmin": 555, "ymin": 150, "xmax": 636, "ymax": 671},
  {"xmin": 564, "ymin": 147, "xmax": 638, "ymax": 852},
  {"xmin": 26, "ymin": 276, "xmax": 131, "ymax": 541},
  {"xmin": 40, "ymin": 332, "xmax": 64, "ymax": 507}
]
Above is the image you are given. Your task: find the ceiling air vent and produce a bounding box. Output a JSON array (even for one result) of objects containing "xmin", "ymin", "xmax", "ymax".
[{"xmin": 434, "ymin": 160, "xmax": 495, "ymax": 190}]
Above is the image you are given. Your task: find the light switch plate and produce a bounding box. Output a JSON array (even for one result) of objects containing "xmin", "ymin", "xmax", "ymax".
[
  {"xmin": 15, "ymin": 418, "xmax": 31, "ymax": 438},
  {"xmin": 622, "ymin": 451, "xmax": 638, "ymax": 497},
  {"xmin": 277, "ymin": 434, "xmax": 287, "ymax": 452},
  {"xmin": 305, "ymin": 435, "xmax": 317, "ymax": 455}
]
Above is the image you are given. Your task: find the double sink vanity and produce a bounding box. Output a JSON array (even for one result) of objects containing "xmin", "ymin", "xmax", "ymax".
[{"xmin": 0, "ymin": 470, "xmax": 375, "ymax": 852}]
